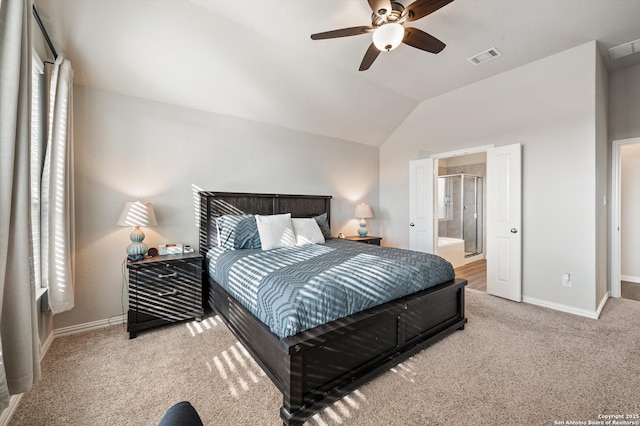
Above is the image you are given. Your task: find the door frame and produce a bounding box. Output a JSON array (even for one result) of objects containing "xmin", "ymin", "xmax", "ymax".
[
  {"xmin": 610, "ymin": 137, "xmax": 640, "ymax": 298},
  {"xmin": 431, "ymin": 143, "xmax": 522, "ymax": 302},
  {"xmin": 432, "ymin": 145, "xmax": 494, "ymax": 254}
]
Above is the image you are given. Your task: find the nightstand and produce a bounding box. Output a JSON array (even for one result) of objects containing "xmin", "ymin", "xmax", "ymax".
[
  {"xmin": 126, "ymin": 252, "xmax": 203, "ymax": 339},
  {"xmin": 345, "ymin": 236, "xmax": 382, "ymax": 245}
]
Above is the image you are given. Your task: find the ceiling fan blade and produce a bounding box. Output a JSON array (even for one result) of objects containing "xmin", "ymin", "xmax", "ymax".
[
  {"xmin": 359, "ymin": 43, "xmax": 381, "ymax": 71},
  {"xmin": 368, "ymin": 0, "xmax": 393, "ymax": 17},
  {"xmin": 403, "ymin": 27, "xmax": 446, "ymax": 54},
  {"xmin": 311, "ymin": 26, "xmax": 374, "ymax": 40},
  {"xmin": 404, "ymin": 0, "xmax": 454, "ymax": 22}
]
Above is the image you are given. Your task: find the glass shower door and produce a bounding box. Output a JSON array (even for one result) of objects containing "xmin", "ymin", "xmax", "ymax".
[{"xmin": 462, "ymin": 175, "xmax": 483, "ymax": 256}]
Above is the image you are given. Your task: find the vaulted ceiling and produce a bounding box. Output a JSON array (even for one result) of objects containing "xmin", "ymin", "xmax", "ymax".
[{"xmin": 35, "ymin": 0, "xmax": 640, "ymax": 146}]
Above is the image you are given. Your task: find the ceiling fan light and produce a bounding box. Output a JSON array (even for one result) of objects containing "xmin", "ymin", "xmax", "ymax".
[{"xmin": 372, "ymin": 23, "xmax": 404, "ymax": 51}]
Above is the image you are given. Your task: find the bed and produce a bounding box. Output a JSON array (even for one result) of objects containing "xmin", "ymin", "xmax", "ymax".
[{"xmin": 199, "ymin": 191, "xmax": 467, "ymax": 425}]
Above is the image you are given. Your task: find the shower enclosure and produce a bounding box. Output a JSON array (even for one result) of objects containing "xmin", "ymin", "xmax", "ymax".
[{"xmin": 437, "ymin": 173, "xmax": 483, "ymax": 257}]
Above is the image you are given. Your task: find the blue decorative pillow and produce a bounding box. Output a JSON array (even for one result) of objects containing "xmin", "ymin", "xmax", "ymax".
[
  {"xmin": 313, "ymin": 213, "xmax": 332, "ymax": 240},
  {"xmin": 217, "ymin": 214, "xmax": 261, "ymax": 250}
]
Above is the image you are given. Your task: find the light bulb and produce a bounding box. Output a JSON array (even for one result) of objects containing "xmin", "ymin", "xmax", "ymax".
[{"xmin": 372, "ymin": 23, "xmax": 404, "ymax": 51}]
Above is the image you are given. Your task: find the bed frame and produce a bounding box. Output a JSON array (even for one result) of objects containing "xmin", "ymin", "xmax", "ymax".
[{"xmin": 199, "ymin": 191, "xmax": 467, "ymax": 425}]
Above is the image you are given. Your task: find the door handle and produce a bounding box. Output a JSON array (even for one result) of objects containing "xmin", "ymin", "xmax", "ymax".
[
  {"xmin": 410, "ymin": 223, "xmax": 415, "ymax": 227},
  {"xmin": 510, "ymin": 228, "xmax": 518, "ymax": 234}
]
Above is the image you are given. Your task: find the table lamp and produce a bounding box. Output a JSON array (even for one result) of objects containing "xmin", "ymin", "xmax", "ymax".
[
  {"xmin": 117, "ymin": 200, "xmax": 157, "ymax": 257},
  {"xmin": 354, "ymin": 203, "xmax": 373, "ymax": 237}
]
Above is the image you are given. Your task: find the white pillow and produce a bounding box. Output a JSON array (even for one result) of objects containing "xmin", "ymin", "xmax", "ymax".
[
  {"xmin": 255, "ymin": 213, "xmax": 296, "ymax": 250},
  {"xmin": 291, "ymin": 218, "xmax": 325, "ymax": 245}
]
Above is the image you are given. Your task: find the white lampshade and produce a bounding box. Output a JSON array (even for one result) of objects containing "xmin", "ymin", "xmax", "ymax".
[
  {"xmin": 117, "ymin": 201, "xmax": 157, "ymax": 227},
  {"xmin": 354, "ymin": 203, "xmax": 374, "ymax": 219},
  {"xmin": 372, "ymin": 23, "xmax": 404, "ymax": 51},
  {"xmin": 117, "ymin": 200, "xmax": 157, "ymax": 257}
]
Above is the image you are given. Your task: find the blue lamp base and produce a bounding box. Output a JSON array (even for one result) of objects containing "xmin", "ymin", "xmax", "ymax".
[
  {"xmin": 126, "ymin": 226, "xmax": 149, "ymax": 256},
  {"xmin": 358, "ymin": 219, "xmax": 368, "ymax": 237}
]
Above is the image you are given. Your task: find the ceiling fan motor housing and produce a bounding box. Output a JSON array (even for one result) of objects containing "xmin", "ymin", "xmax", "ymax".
[{"xmin": 372, "ymin": 1, "xmax": 406, "ymax": 27}]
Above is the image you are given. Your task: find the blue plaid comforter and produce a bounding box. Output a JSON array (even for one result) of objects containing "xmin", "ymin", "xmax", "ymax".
[{"xmin": 206, "ymin": 239, "xmax": 454, "ymax": 338}]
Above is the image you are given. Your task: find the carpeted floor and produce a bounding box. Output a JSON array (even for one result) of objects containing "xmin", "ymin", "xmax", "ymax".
[{"xmin": 8, "ymin": 289, "xmax": 640, "ymax": 426}]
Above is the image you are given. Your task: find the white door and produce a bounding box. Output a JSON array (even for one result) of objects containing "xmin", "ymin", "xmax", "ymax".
[
  {"xmin": 409, "ymin": 159, "xmax": 434, "ymax": 253},
  {"xmin": 487, "ymin": 144, "xmax": 522, "ymax": 301}
]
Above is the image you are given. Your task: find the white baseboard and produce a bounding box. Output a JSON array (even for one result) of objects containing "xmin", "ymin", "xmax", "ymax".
[
  {"xmin": 54, "ymin": 314, "xmax": 126, "ymax": 338},
  {"xmin": 523, "ymin": 296, "xmax": 601, "ymax": 319},
  {"xmin": 596, "ymin": 292, "xmax": 609, "ymax": 318},
  {"xmin": 621, "ymin": 275, "xmax": 640, "ymax": 284},
  {"xmin": 41, "ymin": 329, "xmax": 54, "ymax": 359}
]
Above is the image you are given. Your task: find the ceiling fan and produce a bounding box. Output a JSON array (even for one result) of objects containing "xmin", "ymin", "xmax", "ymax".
[{"xmin": 311, "ymin": 0, "xmax": 453, "ymax": 71}]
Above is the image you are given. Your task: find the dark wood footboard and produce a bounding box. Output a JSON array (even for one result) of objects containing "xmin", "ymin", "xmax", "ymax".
[{"xmin": 209, "ymin": 277, "xmax": 467, "ymax": 425}]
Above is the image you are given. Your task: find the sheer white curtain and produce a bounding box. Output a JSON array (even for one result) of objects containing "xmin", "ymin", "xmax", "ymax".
[
  {"xmin": 0, "ymin": 0, "xmax": 42, "ymax": 411},
  {"xmin": 41, "ymin": 55, "xmax": 75, "ymax": 314}
]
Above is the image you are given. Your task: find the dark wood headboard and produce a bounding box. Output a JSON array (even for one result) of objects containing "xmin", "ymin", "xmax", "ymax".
[{"xmin": 198, "ymin": 191, "xmax": 332, "ymax": 254}]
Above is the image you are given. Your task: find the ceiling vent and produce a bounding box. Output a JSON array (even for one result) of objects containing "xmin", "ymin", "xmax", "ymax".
[
  {"xmin": 609, "ymin": 39, "xmax": 640, "ymax": 61},
  {"xmin": 467, "ymin": 47, "xmax": 502, "ymax": 65}
]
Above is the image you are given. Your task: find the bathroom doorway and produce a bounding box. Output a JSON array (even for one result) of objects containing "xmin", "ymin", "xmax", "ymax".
[
  {"xmin": 409, "ymin": 144, "xmax": 522, "ymax": 302},
  {"xmin": 438, "ymin": 173, "xmax": 484, "ymax": 258},
  {"xmin": 436, "ymin": 152, "xmax": 486, "ymax": 266},
  {"xmin": 410, "ymin": 144, "xmax": 522, "ymax": 298}
]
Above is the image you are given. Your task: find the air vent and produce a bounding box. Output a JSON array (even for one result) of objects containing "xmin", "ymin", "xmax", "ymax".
[
  {"xmin": 609, "ymin": 38, "xmax": 640, "ymax": 61},
  {"xmin": 467, "ymin": 47, "xmax": 502, "ymax": 65}
]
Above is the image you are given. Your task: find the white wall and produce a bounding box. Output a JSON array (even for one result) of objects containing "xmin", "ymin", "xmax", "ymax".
[
  {"xmin": 380, "ymin": 42, "xmax": 604, "ymax": 314},
  {"xmin": 609, "ymin": 64, "xmax": 640, "ymax": 141},
  {"xmin": 621, "ymin": 144, "xmax": 640, "ymax": 281},
  {"xmin": 55, "ymin": 86, "xmax": 379, "ymax": 329}
]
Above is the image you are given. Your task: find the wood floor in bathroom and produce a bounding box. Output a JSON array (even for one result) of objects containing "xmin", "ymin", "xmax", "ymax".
[{"xmin": 454, "ymin": 259, "xmax": 486, "ymax": 292}]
